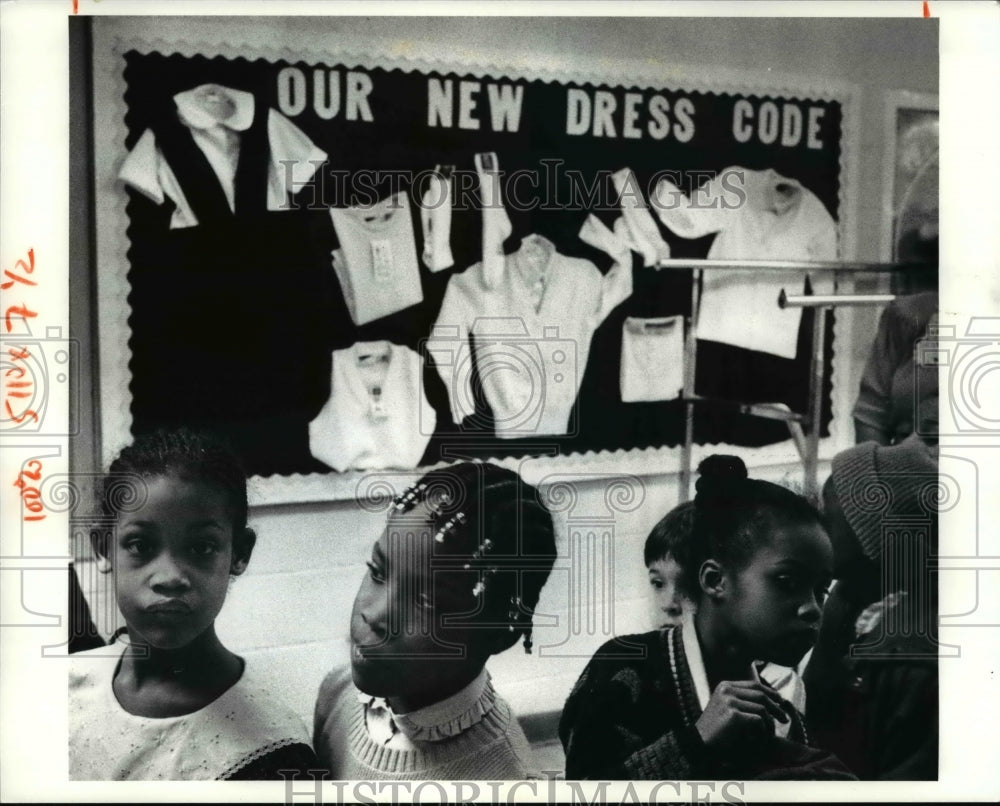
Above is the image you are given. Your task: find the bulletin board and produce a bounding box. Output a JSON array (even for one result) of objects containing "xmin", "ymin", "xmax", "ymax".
[{"xmin": 92, "ymin": 29, "xmax": 856, "ymax": 503}]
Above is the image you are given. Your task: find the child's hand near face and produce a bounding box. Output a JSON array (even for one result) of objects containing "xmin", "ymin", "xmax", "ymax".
[
  {"xmin": 561, "ymin": 456, "xmax": 849, "ymax": 782},
  {"xmin": 695, "ymin": 676, "xmax": 789, "ymax": 751}
]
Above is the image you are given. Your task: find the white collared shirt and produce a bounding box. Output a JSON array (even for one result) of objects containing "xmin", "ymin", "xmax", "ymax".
[
  {"xmin": 429, "ymin": 233, "xmax": 632, "ymax": 438},
  {"xmin": 328, "ymin": 192, "xmax": 425, "ymax": 326},
  {"xmin": 680, "ymin": 621, "xmax": 798, "ymax": 738},
  {"xmin": 653, "ymin": 166, "xmax": 837, "ymax": 359},
  {"xmin": 119, "ymin": 83, "xmax": 327, "ymax": 229}
]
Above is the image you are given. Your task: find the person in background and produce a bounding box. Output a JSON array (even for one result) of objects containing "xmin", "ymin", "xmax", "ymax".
[
  {"xmin": 853, "ymin": 290, "xmax": 938, "ymax": 446},
  {"xmin": 643, "ymin": 501, "xmax": 699, "ymax": 629},
  {"xmin": 70, "ymin": 429, "xmax": 317, "ymax": 780},
  {"xmin": 314, "ymin": 462, "xmax": 557, "ymax": 780},
  {"xmin": 805, "ymin": 433, "xmax": 939, "ymax": 779},
  {"xmin": 560, "ymin": 456, "xmax": 854, "ymax": 780}
]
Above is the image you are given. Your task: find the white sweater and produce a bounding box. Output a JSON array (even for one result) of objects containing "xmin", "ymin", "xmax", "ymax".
[
  {"xmin": 309, "ymin": 341, "xmax": 434, "ymax": 471},
  {"xmin": 69, "ymin": 647, "xmax": 310, "ymax": 780}
]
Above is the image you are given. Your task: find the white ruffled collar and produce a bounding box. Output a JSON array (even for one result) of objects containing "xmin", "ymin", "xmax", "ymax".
[{"xmin": 357, "ymin": 668, "xmax": 495, "ymax": 743}]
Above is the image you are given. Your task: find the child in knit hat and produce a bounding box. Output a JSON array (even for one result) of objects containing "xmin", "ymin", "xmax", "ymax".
[{"xmin": 804, "ymin": 432, "xmax": 939, "ymax": 779}]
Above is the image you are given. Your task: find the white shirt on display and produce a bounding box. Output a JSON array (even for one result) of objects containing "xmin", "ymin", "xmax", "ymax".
[
  {"xmin": 429, "ymin": 233, "xmax": 631, "ymax": 438},
  {"xmin": 329, "ymin": 192, "xmax": 425, "ymax": 326},
  {"xmin": 119, "ymin": 83, "xmax": 327, "ymax": 228},
  {"xmin": 308, "ymin": 341, "xmax": 435, "ymax": 472},
  {"xmin": 653, "ymin": 166, "xmax": 837, "ymax": 359}
]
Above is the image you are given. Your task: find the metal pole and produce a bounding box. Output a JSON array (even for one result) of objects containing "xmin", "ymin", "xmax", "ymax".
[
  {"xmin": 805, "ymin": 306, "xmax": 829, "ymax": 501},
  {"xmin": 655, "ymin": 258, "xmax": 916, "ymax": 273},
  {"xmin": 668, "ymin": 263, "xmax": 902, "ymax": 502},
  {"xmin": 780, "ymin": 291, "xmax": 896, "ymax": 308},
  {"xmin": 680, "ymin": 267, "xmax": 701, "ymax": 503}
]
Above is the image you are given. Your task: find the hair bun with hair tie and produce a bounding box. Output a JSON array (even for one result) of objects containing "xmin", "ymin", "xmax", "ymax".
[
  {"xmin": 695, "ymin": 454, "xmax": 749, "ymax": 504},
  {"xmin": 697, "ymin": 455, "xmax": 748, "ymax": 481}
]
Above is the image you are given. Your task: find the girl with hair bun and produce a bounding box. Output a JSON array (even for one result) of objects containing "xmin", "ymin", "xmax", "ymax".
[{"xmin": 560, "ymin": 455, "xmax": 855, "ymax": 780}]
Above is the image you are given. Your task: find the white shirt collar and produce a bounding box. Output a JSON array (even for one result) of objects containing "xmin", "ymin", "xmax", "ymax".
[
  {"xmin": 679, "ymin": 620, "xmax": 793, "ymax": 738},
  {"xmin": 174, "ymin": 84, "xmax": 255, "ymax": 132},
  {"xmin": 679, "ymin": 619, "xmax": 712, "ymax": 712},
  {"xmin": 357, "ymin": 668, "xmax": 495, "ymax": 743}
]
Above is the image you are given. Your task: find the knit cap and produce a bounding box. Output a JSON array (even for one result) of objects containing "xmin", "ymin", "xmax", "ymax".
[{"xmin": 829, "ymin": 433, "xmax": 939, "ymax": 560}]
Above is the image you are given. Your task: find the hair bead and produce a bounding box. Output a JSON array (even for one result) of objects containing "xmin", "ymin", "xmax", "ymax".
[
  {"xmin": 392, "ymin": 483, "xmax": 417, "ymax": 511},
  {"xmin": 378, "ymin": 461, "xmax": 557, "ymax": 657},
  {"xmin": 434, "ymin": 513, "xmax": 467, "ymax": 544}
]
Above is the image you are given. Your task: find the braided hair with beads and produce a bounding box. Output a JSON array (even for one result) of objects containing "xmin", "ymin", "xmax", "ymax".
[{"xmin": 390, "ymin": 461, "xmax": 557, "ymax": 654}]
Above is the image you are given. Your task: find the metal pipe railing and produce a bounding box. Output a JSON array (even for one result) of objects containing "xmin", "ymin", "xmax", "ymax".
[
  {"xmin": 655, "ymin": 258, "xmax": 918, "ymax": 273},
  {"xmin": 670, "ymin": 258, "xmax": 908, "ymax": 503}
]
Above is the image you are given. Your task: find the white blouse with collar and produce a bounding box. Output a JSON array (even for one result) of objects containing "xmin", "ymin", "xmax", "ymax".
[{"xmin": 429, "ymin": 233, "xmax": 631, "ymax": 438}]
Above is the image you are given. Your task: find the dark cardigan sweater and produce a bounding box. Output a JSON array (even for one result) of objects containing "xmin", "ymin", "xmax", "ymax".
[{"xmin": 559, "ymin": 625, "xmax": 856, "ymax": 781}]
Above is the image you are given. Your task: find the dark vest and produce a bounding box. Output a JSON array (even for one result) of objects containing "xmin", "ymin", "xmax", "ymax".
[{"xmin": 148, "ymin": 92, "xmax": 270, "ymax": 224}]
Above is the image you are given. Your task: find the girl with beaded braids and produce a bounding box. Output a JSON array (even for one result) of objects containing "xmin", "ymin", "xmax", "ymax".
[
  {"xmin": 69, "ymin": 429, "xmax": 317, "ymax": 780},
  {"xmin": 560, "ymin": 455, "xmax": 856, "ymax": 780},
  {"xmin": 313, "ymin": 461, "xmax": 557, "ymax": 780}
]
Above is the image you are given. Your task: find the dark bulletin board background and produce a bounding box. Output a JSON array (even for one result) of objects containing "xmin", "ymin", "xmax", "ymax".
[{"xmin": 123, "ymin": 51, "xmax": 841, "ymax": 477}]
